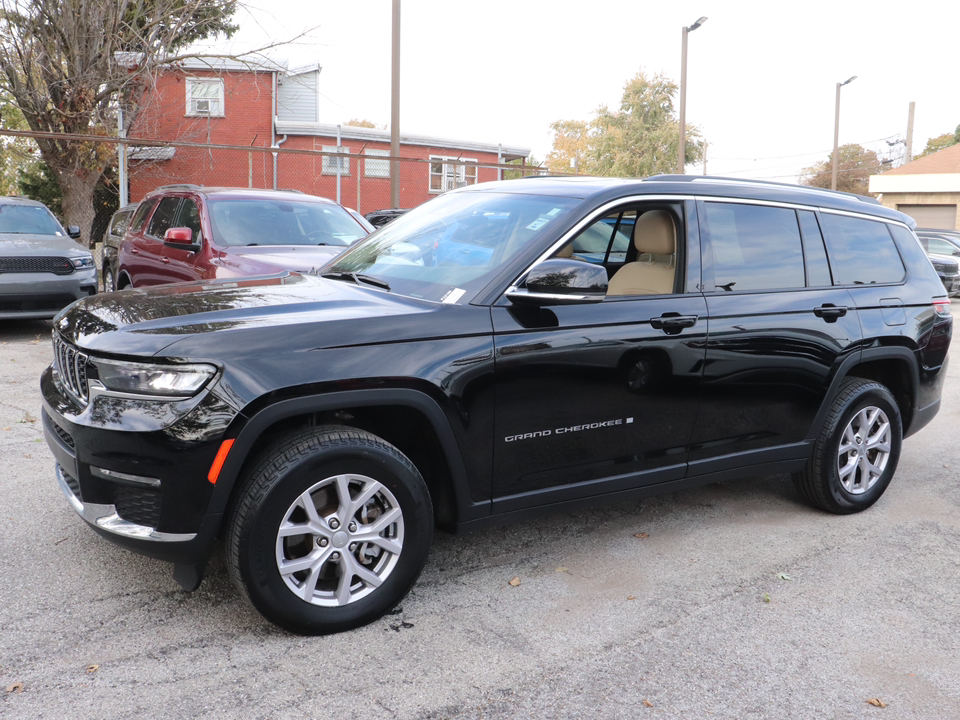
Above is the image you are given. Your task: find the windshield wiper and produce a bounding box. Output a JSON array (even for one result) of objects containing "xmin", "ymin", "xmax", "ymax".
[{"xmin": 320, "ymin": 271, "xmax": 391, "ymax": 291}]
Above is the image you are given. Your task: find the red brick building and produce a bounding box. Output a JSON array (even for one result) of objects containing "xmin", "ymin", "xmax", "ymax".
[{"xmin": 128, "ymin": 58, "xmax": 531, "ymax": 214}]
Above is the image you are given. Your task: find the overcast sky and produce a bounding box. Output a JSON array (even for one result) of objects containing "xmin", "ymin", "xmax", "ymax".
[{"xmin": 211, "ymin": 0, "xmax": 959, "ymax": 183}]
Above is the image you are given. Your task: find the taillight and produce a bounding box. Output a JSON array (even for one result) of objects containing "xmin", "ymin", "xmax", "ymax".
[{"xmin": 933, "ymin": 299, "xmax": 952, "ymax": 317}]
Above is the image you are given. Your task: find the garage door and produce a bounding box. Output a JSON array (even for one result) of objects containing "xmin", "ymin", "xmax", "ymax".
[{"xmin": 897, "ymin": 204, "xmax": 958, "ymax": 230}]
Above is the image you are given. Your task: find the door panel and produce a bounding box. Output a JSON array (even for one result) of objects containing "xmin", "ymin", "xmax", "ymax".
[
  {"xmin": 689, "ymin": 288, "xmax": 861, "ymax": 469},
  {"xmin": 492, "ymin": 294, "xmax": 707, "ymax": 510}
]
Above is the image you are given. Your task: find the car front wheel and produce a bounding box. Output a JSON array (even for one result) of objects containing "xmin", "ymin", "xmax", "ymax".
[
  {"xmin": 226, "ymin": 426, "xmax": 433, "ymax": 635},
  {"xmin": 793, "ymin": 378, "xmax": 902, "ymax": 514}
]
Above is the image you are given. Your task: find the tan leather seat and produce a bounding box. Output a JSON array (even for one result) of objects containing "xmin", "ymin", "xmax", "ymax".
[{"xmin": 607, "ymin": 210, "xmax": 676, "ymax": 295}]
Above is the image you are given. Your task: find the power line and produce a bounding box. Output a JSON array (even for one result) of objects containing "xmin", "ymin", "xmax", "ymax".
[{"xmin": 710, "ymin": 133, "xmax": 902, "ymax": 163}]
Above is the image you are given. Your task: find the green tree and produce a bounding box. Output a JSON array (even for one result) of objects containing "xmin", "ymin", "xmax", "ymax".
[
  {"xmin": 546, "ymin": 70, "xmax": 704, "ymax": 178},
  {"xmin": 918, "ymin": 124, "xmax": 960, "ymax": 158},
  {"xmin": 800, "ymin": 144, "xmax": 882, "ymax": 195},
  {"xmin": 545, "ymin": 120, "xmax": 590, "ymax": 174},
  {"xmin": 0, "ymin": 0, "xmax": 239, "ymax": 242},
  {"xmin": 591, "ymin": 71, "xmax": 703, "ymax": 177}
]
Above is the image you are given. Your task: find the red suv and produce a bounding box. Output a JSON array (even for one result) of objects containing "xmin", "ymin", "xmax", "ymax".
[{"xmin": 116, "ymin": 186, "xmax": 369, "ymax": 288}]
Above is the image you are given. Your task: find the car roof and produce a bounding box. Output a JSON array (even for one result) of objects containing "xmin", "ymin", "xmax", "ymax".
[
  {"xmin": 143, "ymin": 186, "xmax": 338, "ymax": 205},
  {"xmin": 461, "ymin": 174, "xmax": 909, "ymax": 224},
  {"xmin": 0, "ymin": 195, "xmax": 51, "ymax": 209}
]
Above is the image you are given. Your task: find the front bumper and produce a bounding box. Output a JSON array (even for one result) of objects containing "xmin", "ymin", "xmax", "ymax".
[
  {"xmin": 55, "ymin": 461, "xmax": 196, "ymax": 542},
  {"xmin": 41, "ymin": 364, "xmax": 238, "ymax": 565},
  {"xmin": 0, "ymin": 268, "xmax": 97, "ymax": 319}
]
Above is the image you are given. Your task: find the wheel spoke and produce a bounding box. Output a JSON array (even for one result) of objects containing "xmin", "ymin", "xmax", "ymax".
[
  {"xmin": 278, "ymin": 548, "xmax": 324, "ymax": 577},
  {"xmin": 838, "ymin": 456, "xmax": 857, "ymax": 482},
  {"xmin": 334, "ymin": 555, "xmax": 353, "ymax": 605},
  {"xmin": 353, "ymin": 534, "xmax": 403, "ymax": 556},
  {"xmin": 343, "ymin": 480, "xmax": 381, "ymax": 521},
  {"xmin": 364, "ymin": 506, "xmax": 402, "ymax": 536}
]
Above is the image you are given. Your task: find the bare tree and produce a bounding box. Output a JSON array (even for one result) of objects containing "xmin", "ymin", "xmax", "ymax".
[{"xmin": 0, "ymin": 0, "xmax": 278, "ymax": 241}]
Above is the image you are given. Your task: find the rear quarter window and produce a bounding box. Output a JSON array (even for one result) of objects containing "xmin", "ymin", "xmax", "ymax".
[{"xmin": 819, "ymin": 213, "xmax": 905, "ymax": 285}]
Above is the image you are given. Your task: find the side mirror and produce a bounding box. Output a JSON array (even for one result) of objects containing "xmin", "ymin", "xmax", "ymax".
[
  {"xmin": 506, "ymin": 258, "xmax": 608, "ymax": 306},
  {"xmin": 164, "ymin": 227, "xmax": 201, "ymax": 253},
  {"xmin": 66, "ymin": 226, "xmax": 82, "ymax": 239}
]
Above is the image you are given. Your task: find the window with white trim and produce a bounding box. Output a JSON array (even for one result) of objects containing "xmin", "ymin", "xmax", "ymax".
[
  {"xmin": 364, "ymin": 149, "xmax": 390, "ymax": 178},
  {"xmin": 429, "ymin": 156, "xmax": 478, "ymax": 193},
  {"xmin": 322, "ymin": 145, "xmax": 350, "ymax": 175},
  {"xmin": 185, "ymin": 78, "xmax": 224, "ymax": 116}
]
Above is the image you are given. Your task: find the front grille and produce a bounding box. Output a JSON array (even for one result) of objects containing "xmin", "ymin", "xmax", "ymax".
[
  {"xmin": 60, "ymin": 465, "xmax": 82, "ymax": 501},
  {"xmin": 113, "ymin": 485, "xmax": 161, "ymax": 528},
  {"xmin": 53, "ymin": 334, "xmax": 89, "ymax": 405},
  {"xmin": 0, "ymin": 256, "xmax": 74, "ymax": 275}
]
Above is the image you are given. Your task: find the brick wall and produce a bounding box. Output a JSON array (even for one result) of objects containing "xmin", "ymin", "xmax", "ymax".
[{"xmin": 128, "ymin": 67, "xmax": 515, "ymax": 214}]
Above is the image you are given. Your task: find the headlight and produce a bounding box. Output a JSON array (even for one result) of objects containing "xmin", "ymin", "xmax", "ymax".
[
  {"xmin": 91, "ymin": 358, "xmax": 217, "ymax": 397},
  {"xmin": 70, "ymin": 256, "xmax": 95, "ymax": 269}
]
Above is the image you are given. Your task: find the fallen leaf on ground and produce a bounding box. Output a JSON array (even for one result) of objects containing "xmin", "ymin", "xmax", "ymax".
[
  {"xmin": 86, "ymin": 665, "xmax": 99, "ymax": 673},
  {"xmin": 634, "ymin": 532, "xmax": 650, "ymax": 539},
  {"xmin": 555, "ymin": 566, "xmax": 570, "ymax": 573},
  {"xmin": 643, "ymin": 699, "xmax": 654, "ymax": 707},
  {"xmin": 866, "ymin": 698, "xmax": 887, "ymax": 708},
  {"xmin": 6, "ymin": 682, "xmax": 23, "ymax": 693},
  {"xmin": 777, "ymin": 573, "xmax": 792, "ymax": 581},
  {"xmin": 763, "ymin": 593, "xmax": 771, "ymax": 603},
  {"xmin": 508, "ymin": 577, "xmax": 521, "ymax": 587},
  {"xmin": 627, "ymin": 595, "xmax": 636, "ymax": 600}
]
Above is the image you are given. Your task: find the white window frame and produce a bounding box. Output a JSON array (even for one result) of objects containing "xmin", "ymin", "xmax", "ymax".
[
  {"xmin": 364, "ymin": 149, "xmax": 390, "ymax": 178},
  {"xmin": 322, "ymin": 145, "xmax": 350, "ymax": 176},
  {"xmin": 185, "ymin": 78, "xmax": 225, "ymax": 117},
  {"xmin": 429, "ymin": 155, "xmax": 478, "ymax": 194}
]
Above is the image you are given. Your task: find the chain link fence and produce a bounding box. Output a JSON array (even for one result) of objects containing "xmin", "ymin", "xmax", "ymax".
[{"xmin": 1, "ymin": 129, "xmax": 553, "ymax": 238}]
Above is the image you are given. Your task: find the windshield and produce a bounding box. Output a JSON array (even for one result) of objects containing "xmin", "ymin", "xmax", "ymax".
[
  {"xmin": 323, "ymin": 191, "xmax": 580, "ymax": 303},
  {"xmin": 208, "ymin": 198, "xmax": 367, "ymax": 247},
  {"xmin": 0, "ymin": 204, "xmax": 65, "ymax": 235}
]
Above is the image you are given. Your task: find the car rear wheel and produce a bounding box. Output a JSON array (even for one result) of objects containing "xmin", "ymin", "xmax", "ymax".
[
  {"xmin": 793, "ymin": 379, "xmax": 902, "ymax": 514},
  {"xmin": 226, "ymin": 426, "xmax": 433, "ymax": 635}
]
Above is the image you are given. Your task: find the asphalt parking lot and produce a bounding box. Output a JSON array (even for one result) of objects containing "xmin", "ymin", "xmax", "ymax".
[{"xmin": 2, "ymin": 308, "xmax": 959, "ymax": 720}]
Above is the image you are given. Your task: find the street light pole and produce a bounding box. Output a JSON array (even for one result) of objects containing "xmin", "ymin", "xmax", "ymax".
[
  {"xmin": 678, "ymin": 16, "xmax": 707, "ymax": 175},
  {"xmin": 831, "ymin": 75, "xmax": 857, "ymax": 191}
]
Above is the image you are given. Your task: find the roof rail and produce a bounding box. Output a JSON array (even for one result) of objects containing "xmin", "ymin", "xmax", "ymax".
[
  {"xmin": 643, "ymin": 174, "xmax": 881, "ymax": 205},
  {"xmin": 152, "ymin": 183, "xmax": 202, "ymax": 192}
]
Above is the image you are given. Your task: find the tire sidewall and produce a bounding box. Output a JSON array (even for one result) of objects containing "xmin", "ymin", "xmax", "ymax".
[
  {"xmin": 235, "ymin": 442, "xmax": 432, "ymax": 635},
  {"xmin": 822, "ymin": 384, "xmax": 902, "ymax": 512}
]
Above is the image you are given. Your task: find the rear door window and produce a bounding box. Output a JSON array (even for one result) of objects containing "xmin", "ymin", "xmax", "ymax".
[
  {"xmin": 819, "ymin": 213, "xmax": 905, "ymax": 285},
  {"xmin": 701, "ymin": 202, "xmax": 805, "ymax": 292},
  {"xmin": 128, "ymin": 200, "xmax": 155, "ymax": 234}
]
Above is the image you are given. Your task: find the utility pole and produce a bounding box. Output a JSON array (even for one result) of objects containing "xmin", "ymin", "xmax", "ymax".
[
  {"xmin": 390, "ymin": 0, "xmax": 401, "ymax": 208},
  {"xmin": 905, "ymin": 101, "xmax": 915, "ymax": 164}
]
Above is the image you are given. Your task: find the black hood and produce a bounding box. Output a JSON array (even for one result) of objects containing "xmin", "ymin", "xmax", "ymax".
[{"xmin": 54, "ymin": 273, "xmax": 484, "ymax": 358}]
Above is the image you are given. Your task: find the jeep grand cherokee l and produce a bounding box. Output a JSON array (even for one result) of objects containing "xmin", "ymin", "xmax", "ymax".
[{"xmin": 42, "ymin": 175, "xmax": 952, "ymax": 635}]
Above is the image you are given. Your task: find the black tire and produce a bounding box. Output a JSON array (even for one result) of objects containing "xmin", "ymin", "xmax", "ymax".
[
  {"xmin": 793, "ymin": 378, "xmax": 902, "ymax": 514},
  {"xmin": 226, "ymin": 426, "xmax": 433, "ymax": 635},
  {"xmin": 103, "ymin": 263, "xmax": 116, "ymax": 293}
]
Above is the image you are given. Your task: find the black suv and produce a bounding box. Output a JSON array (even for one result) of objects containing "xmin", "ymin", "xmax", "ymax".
[{"xmin": 41, "ymin": 175, "xmax": 952, "ymax": 634}]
